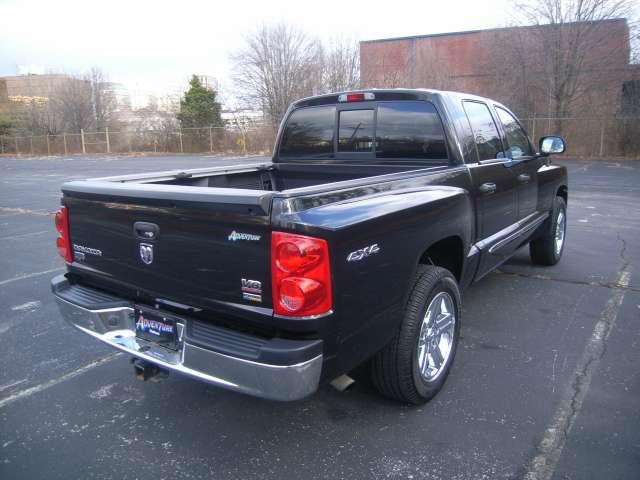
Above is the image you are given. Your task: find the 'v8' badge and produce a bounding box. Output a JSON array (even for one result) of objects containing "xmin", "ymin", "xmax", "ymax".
[{"xmin": 139, "ymin": 243, "xmax": 154, "ymax": 265}]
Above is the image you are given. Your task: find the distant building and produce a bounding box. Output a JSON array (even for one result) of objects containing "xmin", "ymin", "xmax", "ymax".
[
  {"xmin": 360, "ymin": 19, "xmax": 640, "ymax": 117},
  {"xmin": 0, "ymin": 73, "xmax": 76, "ymax": 104},
  {"xmin": 0, "ymin": 79, "xmax": 8, "ymax": 103},
  {"xmin": 222, "ymin": 109, "xmax": 265, "ymax": 128},
  {"xmin": 101, "ymin": 82, "xmax": 131, "ymax": 108}
]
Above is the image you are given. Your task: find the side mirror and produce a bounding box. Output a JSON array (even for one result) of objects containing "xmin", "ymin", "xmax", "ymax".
[{"xmin": 539, "ymin": 136, "xmax": 566, "ymax": 155}]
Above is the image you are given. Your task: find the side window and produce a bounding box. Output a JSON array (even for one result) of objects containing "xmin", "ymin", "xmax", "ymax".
[
  {"xmin": 495, "ymin": 107, "xmax": 533, "ymax": 158},
  {"xmin": 462, "ymin": 101, "xmax": 503, "ymax": 161}
]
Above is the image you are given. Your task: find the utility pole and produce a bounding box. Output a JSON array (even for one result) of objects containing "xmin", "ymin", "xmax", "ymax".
[
  {"xmin": 80, "ymin": 129, "xmax": 86, "ymax": 154},
  {"xmin": 531, "ymin": 113, "xmax": 536, "ymax": 143},
  {"xmin": 105, "ymin": 127, "xmax": 111, "ymax": 154},
  {"xmin": 599, "ymin": 118, "xmax": 605, "ymax": 157}
]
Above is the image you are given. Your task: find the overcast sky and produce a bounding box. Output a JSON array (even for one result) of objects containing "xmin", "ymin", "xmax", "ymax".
[{"xmin": 1, "ymin": 0, "xmax": 521, "ymax": 105}]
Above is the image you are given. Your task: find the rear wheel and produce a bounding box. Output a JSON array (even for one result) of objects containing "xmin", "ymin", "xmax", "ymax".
[
  {"xmin": 530, "ymin": 196, "xmax": 567, "ymax": 266},
  {"xmin": 371, "ymin": 265, "xmax": 461, "ymax": 404}
]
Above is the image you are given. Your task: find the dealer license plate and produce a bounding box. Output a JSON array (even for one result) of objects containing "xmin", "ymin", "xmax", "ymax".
[{"xmin": 134, "ymin": 307, "xmax": 178, "ymax": 350}]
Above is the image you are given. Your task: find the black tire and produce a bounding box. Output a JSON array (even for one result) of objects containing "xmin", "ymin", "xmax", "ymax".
[
  {"xmin": 530, "ymin": 196, "xmax": 567, "ymax": 266},
  {"xmin": 371, "ymin": 265, "xmax": 461, "ymax": 405}
]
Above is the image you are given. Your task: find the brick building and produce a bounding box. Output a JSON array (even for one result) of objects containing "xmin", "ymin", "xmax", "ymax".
[
  {"xmin": 360, "ymin": 19, "xmax": 640, "ymax": 118},
  {"xmin": 0, "ymin": 74, "xmax": 76, "ymax": 105}
]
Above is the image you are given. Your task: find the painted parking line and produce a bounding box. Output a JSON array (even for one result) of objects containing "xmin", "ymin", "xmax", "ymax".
[
  {"xmin": 0, "ymin": 352, "xmax": 122, "ymax": 409},
  {"xmin": 0, "ymin": 267, "xmax": 65, "ymax": 287},
  {"xmin": 0, "ymin": 230, "xmax": 49, "ymax": 241},
  {"xmin": 0, "ymin": 206, "xmax": 53, "ymax": 216},
  {"xmin": 523, "ymin": 267, "xmax": 632, "ymax": 480}
]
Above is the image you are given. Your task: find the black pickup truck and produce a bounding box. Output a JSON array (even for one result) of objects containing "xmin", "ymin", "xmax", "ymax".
[{"xmin": 51, "ymin": 89, "xmax": 567, "ymax": 404}]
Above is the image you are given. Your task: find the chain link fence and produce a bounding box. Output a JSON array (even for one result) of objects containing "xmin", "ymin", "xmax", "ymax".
[
  {"xmin": 0, "ymin": 126, "xmax": 276, "ymax": 157},
  {"xmin": 1, "ymin": 117, "xmax": 639, "ymax": 158},
  {"xmin": 522, "ymin": 116, "xmax": 640, "ymax": 158}
]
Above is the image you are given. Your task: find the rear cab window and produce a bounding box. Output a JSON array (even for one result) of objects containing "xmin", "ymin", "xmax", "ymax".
[
  {"xmin": 338, "ymin": 110, "xmax": 374, "ymax": 152},
  {"xmin": 278, "ymin": 100, "xmax": 449, "ymax": 163},
  {"xmin": 279, "ymin": 106, "xmax": 335, "ymax": 159}
]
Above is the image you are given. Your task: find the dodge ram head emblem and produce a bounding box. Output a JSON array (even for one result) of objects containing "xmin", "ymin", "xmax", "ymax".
[{"xmin": 139, "ymin": 243, "xmax": 154, "ymax": 265}]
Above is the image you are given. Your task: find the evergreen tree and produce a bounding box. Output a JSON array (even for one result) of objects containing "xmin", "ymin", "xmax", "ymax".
[{"xmin": 177, "ymin": 75, "xmax": 223, "ymax": 128}]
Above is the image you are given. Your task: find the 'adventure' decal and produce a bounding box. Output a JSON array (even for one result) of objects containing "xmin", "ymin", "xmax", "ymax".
[{"xmin": 228, "ymin": 231, "xmax": 261, "ymax": 242}]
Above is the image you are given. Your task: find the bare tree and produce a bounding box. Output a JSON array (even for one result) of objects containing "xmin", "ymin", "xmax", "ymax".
[
  {"xmin": 86, "ymin": 67, "xmax": 116, "ymax": 131},
  {"xmin": 231, "ymin": 23, "xmax": 323, "ymax": 126},
  {"xmin": 630, "ymin": 19, "xmax": 640, "ymax": 63},
  {"xmin": 480, "ymin": 27, "xmax": 537, "ymax": 115},
  {"xmin": 321, "ymin": 38, "xmax": 360, "ymax": 92},
  {"xmin": 55, "ymin": 76, "xmax": 94, "ymax": 132},
  {"xmin": 133, "ymin": 96, "xmax": 178, "ymax": 131},
  {"xmin": 132, "ymin": 96, "xmax": 179, "ymax": 151},
  {"xmin": 514, "ymin": 0, "xmax": 637, "ymax": 125}
]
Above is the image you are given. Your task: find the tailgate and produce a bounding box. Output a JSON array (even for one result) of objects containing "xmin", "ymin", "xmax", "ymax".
[{"xmin": 62, "ymin": 182, "xmax": 273, "ymax": 310}]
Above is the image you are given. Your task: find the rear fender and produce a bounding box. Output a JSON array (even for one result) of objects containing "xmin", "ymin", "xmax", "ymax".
[{"xmin": 286, "ymin": 186, "xmax": 473, "ymax": 377}]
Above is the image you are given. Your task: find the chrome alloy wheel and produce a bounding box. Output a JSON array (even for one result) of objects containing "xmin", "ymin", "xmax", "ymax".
[
  {"xmin": 555, "ymin": 209, "xmax": 566, "ymax": 256},
  {"xmin": 416, "ymin": 292, "xmax": 456, "ymax": 382}
]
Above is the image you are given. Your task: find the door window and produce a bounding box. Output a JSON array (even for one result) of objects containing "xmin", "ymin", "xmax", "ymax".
[
  {"xmin": 495, "ymin": 107, "xmax": 533, "ymax": 158},
  {"xmin": 462, "ymin": 101, "xmax": 503, "ymax": 161}
]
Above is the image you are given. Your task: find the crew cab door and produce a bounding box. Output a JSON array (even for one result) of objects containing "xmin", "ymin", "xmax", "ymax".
[
  {"xmin": 494, "ymin": 106, "xmax": 542, "ymax": 221},
  {"xmin": 461, "ymin": 100, "xmax": 518, "ymax": 277}
]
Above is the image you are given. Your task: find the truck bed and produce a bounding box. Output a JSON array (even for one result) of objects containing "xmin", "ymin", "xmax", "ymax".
[{"xmin": 86, "ymin": 161, "xmax": 429, "ymax": 192}]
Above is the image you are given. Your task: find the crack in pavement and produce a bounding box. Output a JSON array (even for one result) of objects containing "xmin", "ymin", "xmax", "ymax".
[
  {"xmin": 495, "ymin": 269, "xmax": 639, "ymax": 293},
  {"xmin": 615, "ymin": 231, "xmax": 629, "ymax": 270}
]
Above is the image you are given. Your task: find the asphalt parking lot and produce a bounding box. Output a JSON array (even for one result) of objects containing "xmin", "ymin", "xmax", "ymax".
[{"xmin": 0, "ymin": 154, "xmax": 638, "ymax": 480}]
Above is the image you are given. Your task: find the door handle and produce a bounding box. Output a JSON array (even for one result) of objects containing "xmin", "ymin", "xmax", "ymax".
[
  {"xmin": 133, "ymin": 221, "xmax": 160, "ymax": 240},
  {"xmin": 479, "ymin": 182, "xmax": 497, "ymax": 194},
  {"xmin": 517, "ymin": 173, "xmax": 531, "ymax": 183}
]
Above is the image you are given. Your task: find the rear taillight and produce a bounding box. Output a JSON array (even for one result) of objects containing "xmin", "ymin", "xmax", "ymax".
[
  {"xmin": 54, "ymin": 206, "xmax": 73, "ymax": 263},
  {"xmin": 271, "ymin": 232, "xmax": 332, "ymax": 317}
]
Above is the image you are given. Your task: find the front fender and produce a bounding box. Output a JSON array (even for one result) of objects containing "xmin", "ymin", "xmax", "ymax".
[{"xmin": 538, "ymin": 162, "xmax": 568, "ymax": 212}]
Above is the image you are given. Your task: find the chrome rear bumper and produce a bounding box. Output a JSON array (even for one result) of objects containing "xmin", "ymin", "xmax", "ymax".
[{"xmin": 52, "ymin": 275, "xmax": 322, "ymax": 401}]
